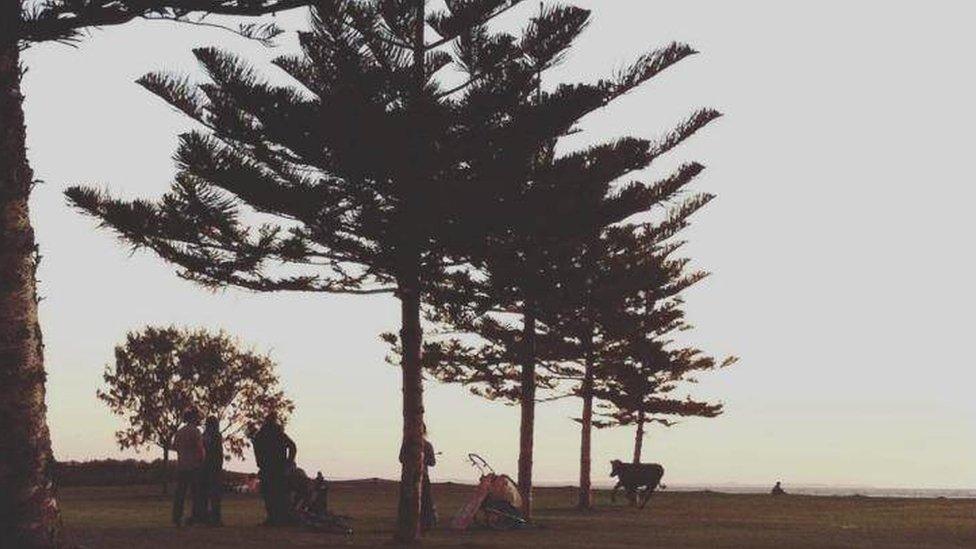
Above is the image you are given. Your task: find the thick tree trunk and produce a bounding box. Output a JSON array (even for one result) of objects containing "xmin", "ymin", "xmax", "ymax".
[
  {"xmin": 577, "ymin": 347, "xmax": 594, "ymax": 510},
  {"xmin": 0, "ymin": 9, "xmax": 63, "ymax": 547},
  {"xmin": 394, "ymin": 0, "xmax": 427, "ymax": 543},
  {"xmin": 633, "ymin": 409, "xmax": 645, "ymax": 464},
  {"xmin": 517, "ymin": 309, "xmax": 536, "ymax": 521},
  {"xmin": 394, "ymin": 279, "xmax": 425, "ymax": 543}
]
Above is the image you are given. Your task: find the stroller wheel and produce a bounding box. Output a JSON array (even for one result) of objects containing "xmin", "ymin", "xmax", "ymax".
[
  {"xmin": 482, "ymin": 507, "xmax": 524, "ymax": 531},
  {"xmin": 484, "ymin": 511, "xmax": 512, "ymax": 530}
]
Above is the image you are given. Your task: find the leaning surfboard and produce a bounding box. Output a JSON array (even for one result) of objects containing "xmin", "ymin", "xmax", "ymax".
[{"xmin": 451, "ymin": 476, "xmax": 492, "ymax": 530}]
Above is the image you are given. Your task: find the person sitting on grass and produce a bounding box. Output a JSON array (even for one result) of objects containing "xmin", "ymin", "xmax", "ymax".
[
  {"xmin": 771, "ymin": 481, "xmax": 787, "ymax": 496},
  {"xmin": 172, "ymin": 409, "xmax": 207, "ymax": 527}
]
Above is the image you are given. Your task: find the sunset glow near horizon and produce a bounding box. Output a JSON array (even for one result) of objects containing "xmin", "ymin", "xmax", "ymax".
[{"xmin": 23, "ymin": 1, "xmax": 975, "ymax": 490}]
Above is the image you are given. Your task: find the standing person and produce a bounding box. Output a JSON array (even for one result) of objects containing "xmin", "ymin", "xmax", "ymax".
[
  {"xmin": 172, "ymin": 409, "xmax": 207, "ymax": 526},
  {"xmin": 202, "ymin": 416, "xmax": 224, "ymax": 525},
  {"xmin": 400, "ymin": 423, "xmax": 437, "ymax": 531},
  {"xmin": 252, "ymin": 415, "xmax": 297, "ymax": 525},
  {"xmin": 311, "ymin": 472, "xmax": 329, "ymax": 515}
]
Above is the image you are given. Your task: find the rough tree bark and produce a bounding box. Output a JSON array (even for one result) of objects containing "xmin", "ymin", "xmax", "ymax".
[
  {"xmin": 395, "ymin": 279, "xmax": 425, "ymax": 543},
  {"xmin": 517, "ymin": 307, "xmax": 536, "ymax": 521},
  {"xmin": 577, "ymin": 343, "xmax": 594, "ymax": 510},
  {"xmin": 633, "ymin": 408, "xmax": 646, "ymax": 464},
  {"xmin": 0, "ymin": 4, "xmax": 62, "ymax": 546}
]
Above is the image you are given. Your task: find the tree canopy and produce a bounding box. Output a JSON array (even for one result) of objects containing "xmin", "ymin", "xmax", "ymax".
[
  {"xmin": 19, "ymin": 0, "xmax": 310, "ymax": 45},
  {"xmin": 98, "ymin": 325, "xmax": 293, "ymax": 461},
  {"xmin": 590, "ymin": 230, "xmax": 738, "ymax": 463}
]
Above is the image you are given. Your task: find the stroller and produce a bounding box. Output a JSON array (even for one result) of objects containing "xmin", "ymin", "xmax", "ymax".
[
  {"xmin": 451, "ymin": 454, "xmax": 528, "ymax": 531},
  {"xmin": 288, "ymin": 468, "xmax": 353, "ymax": 535}
]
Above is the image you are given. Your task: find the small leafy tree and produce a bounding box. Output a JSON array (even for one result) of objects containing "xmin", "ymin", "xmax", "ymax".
[{"xmin": 98, "ymin": 326, "xmax": 293, "ymax": 492}]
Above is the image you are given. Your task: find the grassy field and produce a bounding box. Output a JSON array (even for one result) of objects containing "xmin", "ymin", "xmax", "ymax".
[{"xmin": 62, "ymin": 481, "xmax": 975, "ymax": 548}]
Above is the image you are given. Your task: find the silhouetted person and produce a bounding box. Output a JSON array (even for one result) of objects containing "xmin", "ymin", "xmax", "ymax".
[
  {"xmin": 771, "ymin": 481, "xmax": 786, "ymax": 496},
  {"xmin": 172, "ymin": 409, "xmax": 206, "ymax": 526},
  {"xmin": 202, "ymin": 416, "xmax": 224, "ymax": 525},
  {"xmin": 252, "ymin": 414, "xmax": 296, "ymax": 525},
  {"xmin": 311, "ymin": 472, "xmax": 329, "ymax": 514},
  {"xmin": 400, "ymin": 423, "xmax": 437, "ymax": 531}
]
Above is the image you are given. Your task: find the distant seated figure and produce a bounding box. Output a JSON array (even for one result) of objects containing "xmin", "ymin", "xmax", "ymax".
[
  {"xmin": 771, "ymin": 481, "xmax": 786, "ymax": 496},
  {"xmin": 304, "ymin": 471, "xmax": 330, "ymax": 516}
]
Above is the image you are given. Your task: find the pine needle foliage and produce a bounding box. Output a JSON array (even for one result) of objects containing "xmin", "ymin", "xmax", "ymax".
[
  {"xmin": 589, "ymin": 228, "xmax": 739, "ymax": 463},
  {"xmin": 20, "ymin": 0, "xmax": 312, "ymax": 45}
]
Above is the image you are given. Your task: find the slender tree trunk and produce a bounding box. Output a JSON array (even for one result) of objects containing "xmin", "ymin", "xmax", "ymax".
[
  {"xmin": 395, "ymin": 279, "xmax": 425, "ymax": 544},
  {"xmin": 577, "ymin": 344, "xmax": 594, "ymax": 510},
  {"xmin": 161, "ymin": 447, "xmax": 170, "ymax": 495},
  {"xmin": 633, "ymin": 409, "xmax": 645, "ymax": 464},
  {"xmin": 0, "ymin": 8, "xmax": 62, "ymax": 547},
  {"xmin": 517, "ymin": 307, "xmax": 536, "ymax": 521}
]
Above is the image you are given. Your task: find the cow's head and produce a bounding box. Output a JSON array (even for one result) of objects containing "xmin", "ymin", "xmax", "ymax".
[{"xmin": 610, "ymin": 459, "xmax": 623, "ymax": 478}]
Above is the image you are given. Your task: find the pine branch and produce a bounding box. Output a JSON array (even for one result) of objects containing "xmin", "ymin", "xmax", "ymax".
[{"xmin": 22, "ymin": 1, "xmax": 314, "ymax": 44}]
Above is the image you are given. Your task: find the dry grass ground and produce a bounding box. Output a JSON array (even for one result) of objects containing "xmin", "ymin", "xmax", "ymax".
[{"xmin": 62, "ymin": 481, "xmax": 976, "ymax": 548}]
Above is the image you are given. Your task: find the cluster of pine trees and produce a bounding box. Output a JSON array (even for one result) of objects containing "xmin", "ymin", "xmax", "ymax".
[{"xmin": 2, "ymin": 1, "xmax": 733, "ymax": 546}]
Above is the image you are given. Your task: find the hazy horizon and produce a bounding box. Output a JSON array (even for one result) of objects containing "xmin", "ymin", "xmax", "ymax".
[{"xmin": 21, "ymin": 0, "xmax": 976, "ymax": 491}]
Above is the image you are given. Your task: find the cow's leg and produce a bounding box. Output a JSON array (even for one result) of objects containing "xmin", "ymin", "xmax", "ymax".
[
  {"xmin": 625, "ymin": 487, "xmax": 638, "ymax": 507},
  {"xmin": 613, "ymin": 482, "xmax": 634, "ymax": 505},
  {"xmin": 639, "ymin": 485, "xmax": 658, "ymax": 509}
]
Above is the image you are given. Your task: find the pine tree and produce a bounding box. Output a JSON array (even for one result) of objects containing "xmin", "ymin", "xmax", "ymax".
[
  {"xmin": 419, "ymin": 7, "xmax": 719, "ymax": 513},
  {"xmin": 3, "ymin": 2, "xmax": 312, "ymax": 546},
  {"xmin": 63, "ymin": 0, "xmax": 608, "ymax": 540},
  {"xmin": 595, "ymin": 337, "xmax": 735, "ymax": 464},
  {"xmin": 536, "ymin": 191, "xmax": 719, "ymax": 508},
  {"xmin": 592, "ymin": 231, "xmax": 738, "ymax": 464}
]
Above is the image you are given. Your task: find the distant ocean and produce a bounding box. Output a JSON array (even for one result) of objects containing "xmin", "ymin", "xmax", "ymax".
[
  {"xmin": 335, "ymin": 477, "xmax": 976, "ymax": 500},
  {"xmin": 530, "ymin": 481, "xmax": 976, "ymax": 500}
]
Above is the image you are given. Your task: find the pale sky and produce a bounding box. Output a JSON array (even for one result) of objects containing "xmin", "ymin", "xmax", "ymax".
[{"xmin": 21, "ymin": 1, "xmax": 976, "ymax": 489}]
